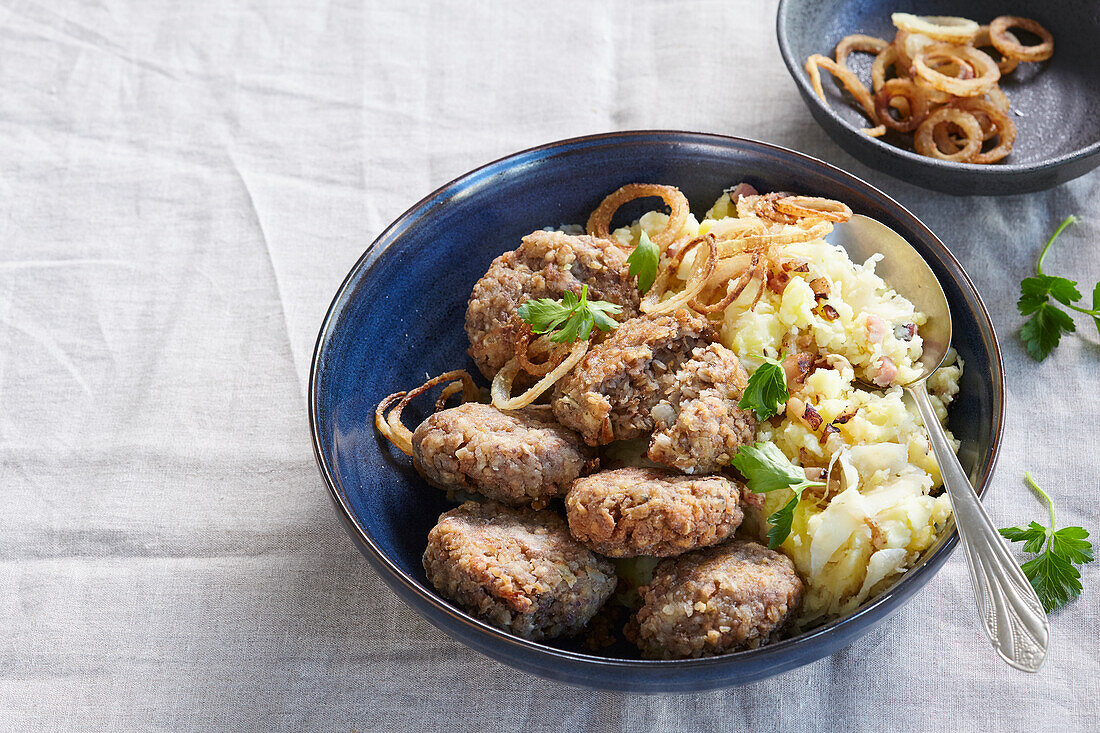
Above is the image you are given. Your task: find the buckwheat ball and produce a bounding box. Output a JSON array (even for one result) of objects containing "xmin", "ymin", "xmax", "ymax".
[
  {"xmin": 629, "ymin": 541, "xmax": 803, "ymax": 659},
  {"xmin": 422, "ymin": 501, "xmax": 617, "ymax": 641},
  {"xmin": 412, "ymin": 403, "xmax": 597, "ymax": 508},
  {"xmin": 465, "ymin": 230, "xmax": 640, "ymax": 380},
  {"xmin": 565, "ymin": 467, "xmax": 744, "ymax": 557},
  {"xmin": 552, "ymin": 310, "xmax": 718, "ymax": 446}
]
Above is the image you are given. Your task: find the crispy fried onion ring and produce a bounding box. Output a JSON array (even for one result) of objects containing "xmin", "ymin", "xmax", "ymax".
[
  {"xmin": 951, "ymin": 98, "xmax": 1017, "ymax": 163},
  {"xmin": 835, "ymin": 34, "xmax": 889, "ymax": 69},
  {"xmin": 891, "ymin": 13, "xmax": 980, "ymax": 44},
  {"xmin": 915, "ymin": 107, "xmax": 983, "ymax": 162},
  {"xmin": 586, "ymin": 183, "xmax": 690, "ymax": 250},
  {"xmin": 512, "ymin": 324, "xmax": 570, "ymax": 377},
  {"xmin": 862, "ymin": 124, "xmax": 887, "ymax": 137},
  {"xmin": 874, "ymin": 78, "xmax": 929, "ymax": 132},
  {"xmin": 894, "ymin": 30, "xmax": 936, "ymax": 73},
  {"xmin": 871, "ymin": 44, "xmax": 900, "ymax": 92},
  {"xmin": 692, "ymin": 250, "xmax": 766, "ymax": 314},
  {"xmin": 376, "ymin": 370, "xmax": 480, "ymax": 456},
  {"xmin": 912, "ymin": 43, "xmax": 1000, "ymax": 97},
  {"xmin": 642, "ymin": 234, "xmax": 717, "ymax": 315},
  {"xmin": 972, "ymin": 25, "xmax": 1019, "ymax": 74},
  {"xmin": 719, "ymin": 220, "xmax": 833, "ymax": 251},
  {"xmin": 752, "ymin": 192, "xmax": 801, "ymax": 224},
  {"xmin": 989, "ymin": 15, "xmax": 1053, "ymax": 63},
  {"xmin": 774, "ymin": 196, "xmax": 853, "ymax": 223},
  {"xmin": 804, "ymin": 54, "xmax": 876, "ymax": 121},
  {"xmin": 491, "ymin": 337, "xmax": 588, "ymax": 411}
]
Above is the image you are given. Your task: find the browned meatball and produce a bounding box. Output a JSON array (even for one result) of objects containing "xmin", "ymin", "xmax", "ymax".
[
  {"xmin": 552, "ymin": 310, "xmax": 718, "ymax": 446},
  {"xmin": 628, "ymin": 541, "xmax": 803, "ymax": 659},
  {"xmin": 412, "ymin": 403, "xmax": 596, "ymax": 508},
  {"xmin": 647, "ymin": 343, "xmax": 757, "ymax": 474},
  {"xmin": 566, "ymin": 467, "xmax": 744, "ymax": 557},
  {"xmin": 423, "ymin": 501, "xmax": 617, "ymax": 640},
  {"xmin": 465, "ymin": 230, "xmax": 640, "ymax": 380}
]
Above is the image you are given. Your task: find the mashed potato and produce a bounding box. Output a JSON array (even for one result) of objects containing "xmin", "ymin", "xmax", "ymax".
[{"xmin": 611, "ymin": 192, "xmax": 962, "ymax": 625}]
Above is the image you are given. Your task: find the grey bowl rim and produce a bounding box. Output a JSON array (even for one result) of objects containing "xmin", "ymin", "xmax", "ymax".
[{"xmin": 775, "ymin": 0, "xmax": 1100, "ymax": 176}]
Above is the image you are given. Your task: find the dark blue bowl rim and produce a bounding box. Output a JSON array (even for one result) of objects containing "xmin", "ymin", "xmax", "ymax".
[
  {"xmin": 775, "ymin": 0, "xmax": 1100, "ymax": 175},
  {"xmin": 308, "ymin": 130, "xmax": 1005, "ymax": 670}
]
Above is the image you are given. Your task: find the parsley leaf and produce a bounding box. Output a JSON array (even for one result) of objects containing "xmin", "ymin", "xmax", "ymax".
[
  {"xmin": 517, "ymin": 284, "xmax": 622, "ymax": 344},
  {"xmin": 1017, "ymin": 215, "xmax": 1100, "ymax": 361},
  {"xmin": 738, "ymin": 355, "xmax": 789, "ymax": 420},
  {"xmin": 626, "ymin": 229, "xmax": 660, "ymax": 294},
  {"xmin": 731, "ymin": 442, "xmax": 825, "ymax": 549},
  {"xmin": 998, "ymin": 472, "xmax": 1094, "ymax": 613},
  {"xmin": 1019, "ymin": 304, "xmax": 1076, "ymax": 361}
]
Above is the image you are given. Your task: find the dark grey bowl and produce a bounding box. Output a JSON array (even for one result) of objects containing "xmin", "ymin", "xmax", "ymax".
[
  {"xmin": 777, "ymin": 0, "xmax": 1100, "ymax": 194},
  {"xmin": 309, "ymin": 131, "xmax": 1004, "ymax": 692}
]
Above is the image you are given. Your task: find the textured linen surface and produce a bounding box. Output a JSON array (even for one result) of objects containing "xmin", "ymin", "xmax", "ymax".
[{"xmin": 1, "ymin": 1, "xmax": 1097, "ymax": 730}]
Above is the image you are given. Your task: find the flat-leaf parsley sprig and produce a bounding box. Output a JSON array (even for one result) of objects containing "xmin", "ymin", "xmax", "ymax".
[
  {"xmin": 738, "ymin": 353, "xmax": 789, "ymax": 420},
  {"xmin": 731, "ymin": 442, "xmax": 825, "ymax": 549},
  {"xmin": 626, "ymin": 229, "xmax": 660, "ymax": 294},
  {"xmin": 999, "ymin": 472, "xmax": 1093, "ymax": 613},
  {"xmin": 1018, "ymin": 215, "xmax": 1099, "ymax": 361},
  {"xmin": 518, "ymin": 285, "xmax": 623, "ymax": 343}
]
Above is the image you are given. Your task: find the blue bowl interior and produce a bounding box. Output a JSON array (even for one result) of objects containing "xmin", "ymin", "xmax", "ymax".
[{"xmin": 311, "ymin": 132, "xmax": 1002, "ymax": 689}]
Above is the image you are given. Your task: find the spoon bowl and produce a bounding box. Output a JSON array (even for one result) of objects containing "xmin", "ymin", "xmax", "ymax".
[{"xmin": 827, "ymin": 215, "xmax": 1051, "ymax": 672}]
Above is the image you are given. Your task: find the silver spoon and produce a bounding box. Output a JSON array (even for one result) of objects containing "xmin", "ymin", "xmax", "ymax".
[{"xmin": 826, "ymin": 214, "xmax": 1049, "ymax": 673}]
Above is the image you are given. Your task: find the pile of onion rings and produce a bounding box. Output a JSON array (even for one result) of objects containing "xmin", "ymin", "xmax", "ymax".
[{"xmin": 804, "ymin": 13, "xmax": 1053, "ymax": 164}]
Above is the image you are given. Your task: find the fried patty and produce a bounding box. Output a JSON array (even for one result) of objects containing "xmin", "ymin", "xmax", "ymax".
[
  {"xmin": 423, "ymin": 501, "xmax": 617, "ymax": 640},
  {"xmin": 566, "ymin": 467, "xmax": 744, "ymax": 557},
  {"xmin": 628, "ymin": 541, "xmax": 803, "ymax": 659},
  {"xmin": 552, "ymin": 310, "xmax": 718, "ymax": 446},
  {"xmin": 465, "ymin": 230, "xmax": 639, "ymax": 380},
  {"xmin": 647, "ymin": 343, "xmax": 757, "ymax": 474},
  {"xmin": 412, "ymin": 403, "xmax": 596, "ymax": 508}
]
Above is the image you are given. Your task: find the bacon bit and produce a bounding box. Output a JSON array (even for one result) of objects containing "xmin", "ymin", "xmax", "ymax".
[
  {"xmin": 895, "ymin": 323, "xmax": 917, "ymax": 341},
  {"xmin": 781, "ymin": 258, "xmax": 811, "ymax": 273},
  {"xmin": 802, "ymin": 403, "xmax": 823, "ymax": 430},
  {"xmin": 822, "ymin": 423, "xmax": 841, "ymax": 438},
  {"xmin": 782, "ymin": 352, "xmax": 815, "ymax": 388},
  {"xmin": 819, "ymin": 304, "xmax": 839, "ymax": 321},
  {"xmin": 803, "ymin": 466, "xmax": 827, "ymax": 482},
  {"xmin": 809, "ymin": 277, "xmax": 831, "ymax": 301},
  {"xmin": 865, "ymin": 313, "xmax": 887, "ymax": 343},
  {"xmin": 833, "ymin": 409, "xmax": 857, "ymax": 424},
  {"xmin": 871, "ymin": 356, "xmax": 898, "ymax": 386},
  {"xmin": 740, "ymin": 486, "xmax": 766, "ymax": 509},
  {"xmin": 767, "ymin": 269, "xmax": 791, "ymax": 295},
  {"xmin": 727, "ymin": 182, "xmax": 759, "ymax": 202}
]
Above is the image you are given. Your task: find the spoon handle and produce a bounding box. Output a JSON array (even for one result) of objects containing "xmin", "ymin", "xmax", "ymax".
[{"xmin": 909, "ymin": 381, "xmax": 1050, "ymax": 672}]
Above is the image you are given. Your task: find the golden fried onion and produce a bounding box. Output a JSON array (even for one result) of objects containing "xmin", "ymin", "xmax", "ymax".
[
  {"xmin": 804, "ymin": 54, "xmax": 876, "ymax": 122},
  {"xmin": 641, "ymin": 234, "xmax": 717, "ymax": 315},
  {"xmin": 376, "ymin": 370, "xmax": 480, "ymax": 456},
  {"xmin": 989, "ymin": 15, "xmax": 1053, "ymax": 62},
  {"xmin": 891, "ymin": 13, "xmax": 980, "ymax": 44},
  {"xmin": 915, "ymin": 107, "xmax": 984, "ymax": 162},
  {"xmin": 586, "ymin": 183, "xmax": 690, "ymax": 250},
  {"xmin": 835, "ymin": 34, "xmax": 889, "ymax": 69},
  {"xmin": 972, "ymin": 25, "xmax": 1019, "ymax": 74},
  {"xmin": 491, "ymin": 337, "xmax": 588, "ymax": 411},
  {"xmin": 875, "ymin": 78, "xmax": 930, "ymax": 133},
  {"xmin": 774, "ymin": 196, "xmax": 853, "ymax": 223},
  {"xmin": 912, "ymin": 43, "xmax": 1000, "ymax": 97}
]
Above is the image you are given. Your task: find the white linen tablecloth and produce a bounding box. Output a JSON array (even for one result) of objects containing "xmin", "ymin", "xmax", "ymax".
[{"xmin": 1, "ymin": 1, "xmax": 1097, "ymax": 729}]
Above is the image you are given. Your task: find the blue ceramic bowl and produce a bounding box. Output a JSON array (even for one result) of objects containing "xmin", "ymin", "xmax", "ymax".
[
  {"xmin": 777, "ymin": 0, "xmax": 1100, "ymax": 195},
  {"xmin": 309, "ymin": 131, "xmax": 1004, "ymax": 692}
]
